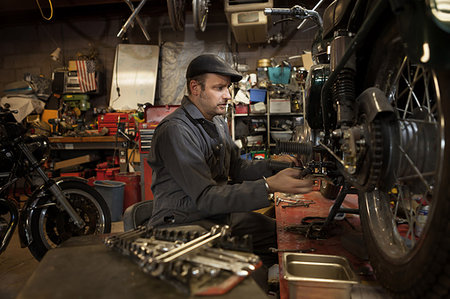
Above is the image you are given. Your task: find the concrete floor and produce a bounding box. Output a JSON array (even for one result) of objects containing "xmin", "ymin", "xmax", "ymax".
[{"xmin": 0, "ymin": 221, "xmax": 124, "ymax": 299}]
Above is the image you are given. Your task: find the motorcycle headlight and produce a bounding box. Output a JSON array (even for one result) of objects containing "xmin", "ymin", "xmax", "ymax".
[{"xmin": 25, "ymin": 135, "xmax": 50, "ymax": 164}]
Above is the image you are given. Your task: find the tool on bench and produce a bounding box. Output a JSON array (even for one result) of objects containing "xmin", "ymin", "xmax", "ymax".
[
  {"xmin": 269, "ymin": 247, "xmax": 316, "ymax": 253},
  {"xmin": 282, "ymin": 201, "xmax": 316, "ymax": 208},
  {"xmin": 104, "ymin": 225, "xmax": 261, "ymax": 295},
  {"xmin": 276, "ymin": 197, "xmax": 315, "ymax": 206}
]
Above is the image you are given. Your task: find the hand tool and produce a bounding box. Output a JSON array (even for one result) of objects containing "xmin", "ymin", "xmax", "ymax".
[{"xmin": 269, "ymin": 247, "xmax": 316, "ymax": 253}]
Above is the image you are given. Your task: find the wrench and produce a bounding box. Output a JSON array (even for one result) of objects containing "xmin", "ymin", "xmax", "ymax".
[
  {"xmin": 269, "ymin": 247, "xmax": 316, "ymax": 253},
  {"xmin": 155, "ymin": 225, "xmax": 228, "ymax": 263},
  {"xmin": 282, "ymin": 202, "xmax": 315, "ymax": 208},
  {"xmin": 185, "ymin": 254, "xmax": 255, "ymax": 277}
]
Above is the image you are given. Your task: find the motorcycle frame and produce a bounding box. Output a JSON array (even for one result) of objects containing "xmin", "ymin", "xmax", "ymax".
[{"xmin": 320, "ymin": 0, "xmax": 450, "ymax": 135}]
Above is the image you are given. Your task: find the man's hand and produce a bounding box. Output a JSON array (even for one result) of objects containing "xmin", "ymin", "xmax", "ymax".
[{"xmin": 266, "ymin": 168, "xmax": 313, "ymax": 194}]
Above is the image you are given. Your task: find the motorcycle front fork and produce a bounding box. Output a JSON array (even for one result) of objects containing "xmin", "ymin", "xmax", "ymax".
[{"xmin": 18, "ymin": 143, "xmax": 86, "ymax": 228}]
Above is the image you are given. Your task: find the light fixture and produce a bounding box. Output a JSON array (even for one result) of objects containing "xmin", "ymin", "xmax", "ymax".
[{"xmin": 50, "ymin": 47, "xmax": 61, "ymax": 61}]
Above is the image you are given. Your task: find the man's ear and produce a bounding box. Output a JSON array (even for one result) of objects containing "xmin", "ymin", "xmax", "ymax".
[{"xmin": 189, "ymin": 80, "xmax": 199, "ymax": 96}]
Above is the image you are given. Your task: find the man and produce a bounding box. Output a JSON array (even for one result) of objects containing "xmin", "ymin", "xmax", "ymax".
[{"xmin": 148, "ymin": 54, "xmax": 312, "ymax": 266}]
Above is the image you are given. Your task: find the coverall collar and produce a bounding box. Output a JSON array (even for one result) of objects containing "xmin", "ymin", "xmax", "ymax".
[{"xmin": 182, "ymin": 96, "xmax": 206, "ymax": 121}]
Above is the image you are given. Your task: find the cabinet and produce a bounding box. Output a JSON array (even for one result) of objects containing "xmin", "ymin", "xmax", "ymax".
[{"xmin": 231, "ymin": 91, "xmax": 304, "ymax": 157}]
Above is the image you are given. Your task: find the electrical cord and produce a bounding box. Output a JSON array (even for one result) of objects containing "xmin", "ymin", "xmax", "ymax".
[
  {"xmin": 111, "ymin": 47, "xmax": 121, "ymax": 105},
  {"xmin": 35, "ymin": 0, "xmax": 53, "ymax": 21}
]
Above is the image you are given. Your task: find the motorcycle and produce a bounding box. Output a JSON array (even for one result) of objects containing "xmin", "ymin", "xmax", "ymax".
[
  {"xmin": 0, "ymin": 106, "xmax": 111, "ymax": 260},
  {"xmin": 265, "ymin": 1, "xmax": 450, "ymax": 297}
]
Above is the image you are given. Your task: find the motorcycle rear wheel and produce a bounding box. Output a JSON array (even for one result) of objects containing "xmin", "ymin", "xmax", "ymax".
[
  {"xmin": 359, "ymin": 23, "xmax": 450, "ymax": 297},
  {"xmin": 28, "ymin": 181, "xmax": 111, "ymax": 261}
]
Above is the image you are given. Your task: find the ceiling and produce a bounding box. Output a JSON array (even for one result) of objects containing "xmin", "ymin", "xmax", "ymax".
[{"xmin": 0, "ymin": 0, "xmax": 323, "ymax": 25}]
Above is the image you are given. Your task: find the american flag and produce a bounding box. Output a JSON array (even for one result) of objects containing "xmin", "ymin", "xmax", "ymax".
[{"xmin": 76, "ymin": 60, "xmax": 97, "ymax": 92}]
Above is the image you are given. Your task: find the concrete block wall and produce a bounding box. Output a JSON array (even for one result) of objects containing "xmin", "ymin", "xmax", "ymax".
[
  {"xmin": 0, "ymin": 11, "xmax": 314, "ymax": 108},
  {"xmin": 0, "ymin": 16, "xmax": 159, "ymax": 108}
]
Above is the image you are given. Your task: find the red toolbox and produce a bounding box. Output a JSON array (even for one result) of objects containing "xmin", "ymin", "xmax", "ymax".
[
  {"xmin": 98, "ymin": 113, "xmax": 135, "ymax": 136},
  {"xmin": 138, "ymin": 122, "xmax": 158, "ymax": 154},
  {"xmin": 138, "ymin": 105, "xmax": 180, "ymax": 154},
  {"xmin": 145, "ymin": 105, "xmax": 179, "ymax": 123}
]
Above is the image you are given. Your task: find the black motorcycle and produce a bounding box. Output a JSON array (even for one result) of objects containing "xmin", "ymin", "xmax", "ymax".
[
  {"xmin": 0, "ymin": 107, "xmax": 111, "ymax": 260},
  {"xmin": 266, "ymin": 1, "xmax": 450, "ymax": 297}
]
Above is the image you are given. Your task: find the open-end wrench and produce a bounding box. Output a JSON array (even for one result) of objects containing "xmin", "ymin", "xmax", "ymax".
[
  {"xmin": 155, "ymin": 225, "xmax": 229, "ymax": 263},
  {"xmin": 282, "ymin": 202, "xmax": 316, "ymax": 208},
  {"xmin": 185, "ymin": 254, "xmax": 255, "ymax": 277},
  {"xmin": 269, "ymin": 247, "xmax": 316, "ymax": 253}
]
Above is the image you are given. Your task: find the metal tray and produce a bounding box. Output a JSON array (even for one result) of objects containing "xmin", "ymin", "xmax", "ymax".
[{"xmin": 283, "ymin": 253, "xmax": 360, "ymax": 299}]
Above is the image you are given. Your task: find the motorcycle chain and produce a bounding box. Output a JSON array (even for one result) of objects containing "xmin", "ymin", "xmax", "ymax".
[{"xmin": 366, "ymin": 118, "xmax": 384, "ymax": 190}]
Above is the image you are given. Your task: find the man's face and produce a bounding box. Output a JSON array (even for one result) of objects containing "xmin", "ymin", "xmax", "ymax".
[{"xmin": 192, "ymin": 73, "xmax": 231, "ymax": 120}]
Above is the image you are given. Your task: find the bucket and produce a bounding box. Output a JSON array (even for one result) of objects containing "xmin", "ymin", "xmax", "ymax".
[
  {"xmin": 249, "ymin": 88, "xmax": 267, "ymax": 103},
  {"xmin": 94, "ymin": 180, "xmax": 125, "ymax": 222},
  {"xmin": 114, "ymin": 172, "xmax": 142, "ymax": 212},
  {"xmin": 268, "ymin": 67, "xmax": 291, "ymax": 84}
]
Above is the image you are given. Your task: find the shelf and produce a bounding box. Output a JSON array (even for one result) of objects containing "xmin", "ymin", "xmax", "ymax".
[
  {"xmin": 234, "ymin": 113, "xmax": 267, "ymax": 117},
  {"xmin": 231, "ymin": 92, "xmax": 305, "ymax": 156},
  {"xmin": 234, "ymin": 112, "xmax": 302, "ymax": 117},
  {"xmin": 269, "ymin": 112, "xmax": 303, "ymax": 116}
]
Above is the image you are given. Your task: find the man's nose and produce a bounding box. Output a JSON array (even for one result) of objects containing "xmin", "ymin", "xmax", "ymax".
[{"xmin": 223, "ymin": 88, "xmax": 231, "ymax": 98}]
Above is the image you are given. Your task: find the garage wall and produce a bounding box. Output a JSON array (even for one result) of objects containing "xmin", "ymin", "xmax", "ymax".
[{"xmin": 0, "ymin": 10, "xmax": 315, "ymax": 108}]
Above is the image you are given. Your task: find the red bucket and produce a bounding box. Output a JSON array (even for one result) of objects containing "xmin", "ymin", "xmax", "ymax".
[{"xmin": 114, "ymin": 172, "xmax": 142, "ymax": 212}]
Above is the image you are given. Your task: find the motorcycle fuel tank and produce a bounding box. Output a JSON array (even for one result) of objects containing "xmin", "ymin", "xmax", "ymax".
[{"xmin": 305, "ymin": 64, "xmax": 333, "ymax": 130}]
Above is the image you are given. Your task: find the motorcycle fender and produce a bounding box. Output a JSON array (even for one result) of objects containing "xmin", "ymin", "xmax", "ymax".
[
  {"xmin": 357, "ymin": 87, "xmax": 395, "ymax": 122},
  {"xmin": 18, "ymin": 187, "xmax": 44, "ymax": 248},
  {"xmin": 18, "ymin": 176, "xmax": 89, "ymax": 247}
]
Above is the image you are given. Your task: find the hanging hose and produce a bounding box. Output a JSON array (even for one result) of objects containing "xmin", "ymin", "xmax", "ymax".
[{"xmin": 35, "ymin": 0, "xmax": 53, "ymax": 21}]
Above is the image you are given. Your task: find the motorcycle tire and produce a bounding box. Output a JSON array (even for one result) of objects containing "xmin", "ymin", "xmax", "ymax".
[
  {"xmin": 319, "ymin": 180, "xmax": 341, "ymax": 200},
  {"xmin": 28, "ymin": 180, "xmax": 111, "ymax": 261},
  {"xmin": 359, "ymin": 20, "xmax": 450, "ymax": 298}
]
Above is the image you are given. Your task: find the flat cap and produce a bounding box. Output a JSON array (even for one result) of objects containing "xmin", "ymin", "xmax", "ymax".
[{"xmin": 186, "ymin": 54, "xmax": 242, "ymax": 82}]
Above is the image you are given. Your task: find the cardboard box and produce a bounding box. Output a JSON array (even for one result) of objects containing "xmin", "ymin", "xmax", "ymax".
[{"xmin": 270, "ymin": 99, "xmax": 291, "ymax": 113}]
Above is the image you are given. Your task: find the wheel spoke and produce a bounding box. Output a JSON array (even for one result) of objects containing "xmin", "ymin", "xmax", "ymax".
[
  {"xmin": 363, "ymin": 50, "xmax": 441, "ymax": 261},
  {"xmin": 398, "ymin": 145, "xmax": 433, "ymax": 193}
]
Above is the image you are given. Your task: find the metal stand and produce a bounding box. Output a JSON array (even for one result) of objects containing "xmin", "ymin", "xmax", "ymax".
[
  {"xmin": 117, "ymin": 0, "xmax": 151, "ymax": 41},
  {"xmin": 284, "ymin": 181, "xmax": 359, "ymax": 239},
  {"xmin": 321, "ymin": 182, "xmax": 359, "ymax": 229}
]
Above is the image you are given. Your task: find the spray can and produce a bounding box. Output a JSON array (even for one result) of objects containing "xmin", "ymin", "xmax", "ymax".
[{"xmin": 415, "ymin": 205, "xmax": 429, "ymax": 237}]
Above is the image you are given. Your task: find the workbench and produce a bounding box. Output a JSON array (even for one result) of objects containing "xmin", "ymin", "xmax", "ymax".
[
  {"xmin": 17, "ymin": 235, "xmax": 268, "ymax": 299},
  {"xmin": 274, "ymin": 191, "xmax": 383, "ymax": 298},
  {"xmin": 48, "ymin": 136, "xmax": 129, "ymax": 172}
]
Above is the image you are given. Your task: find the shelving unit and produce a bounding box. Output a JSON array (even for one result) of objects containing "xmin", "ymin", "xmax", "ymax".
[{"xmin": 231, "ymin": 91, "xmax": 304, "ymax": 156}]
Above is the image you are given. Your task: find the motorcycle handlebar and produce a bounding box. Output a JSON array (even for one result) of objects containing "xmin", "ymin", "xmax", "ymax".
[
  {"xmin": 0, "ymin": 110, "xmax": 17, "ymax": 117},
  {"xmin": 264, "ymin": 8, "xmax": 295, "ymax": 16},
  {"xmin": 264, "ymin": 5, "xmax": 308, "ymax": 18},
  {"xmin": 264, "ymin": 5, "xmax": 323, "ymax": 28}
]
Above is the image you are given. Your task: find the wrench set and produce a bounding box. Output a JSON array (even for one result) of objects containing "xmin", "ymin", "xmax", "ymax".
[{"xmin": 104, "ymin": 225, "xmax": 261, "ymax": 295}]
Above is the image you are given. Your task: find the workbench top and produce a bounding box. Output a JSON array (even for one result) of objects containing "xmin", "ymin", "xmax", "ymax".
[
  {"xmin": 48, "ymin": 136, "xmax": 126, "ymax": 143},
  {"xmin": 274, "ymin": 191, "xmax": 376, "ymax": 299}
]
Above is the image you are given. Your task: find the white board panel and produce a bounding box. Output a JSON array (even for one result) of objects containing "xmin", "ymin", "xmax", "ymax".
[{"xmin": 110, "ymin": 44, "xmax": 159, "ymax": 110}]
